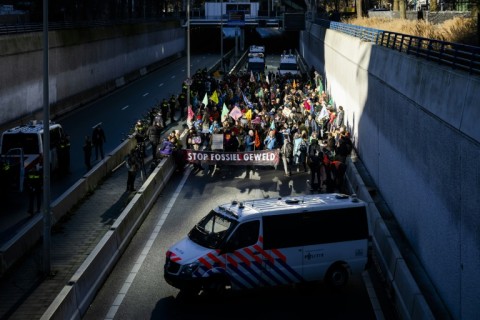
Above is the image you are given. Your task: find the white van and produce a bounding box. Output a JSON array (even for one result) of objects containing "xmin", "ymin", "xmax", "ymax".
[
  {"xmin": 164, "ymin": 193, "xmax": 370, "ymax": 295},
  {"xmin": 0, "ymin": 121, "xmax": 66, "ymax": 192}
]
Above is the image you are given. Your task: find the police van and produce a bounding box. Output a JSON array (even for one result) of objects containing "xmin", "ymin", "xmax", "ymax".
[
  {"xmin": 164, "ymin": 193, "xmax": 370, "ymax": 295},
  {"xmin": 0, "ymin": 121, "xmax": 66, "ymax": 192}
]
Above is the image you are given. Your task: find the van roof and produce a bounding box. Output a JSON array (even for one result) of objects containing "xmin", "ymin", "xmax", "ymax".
[
  {"xmin": 216, "ymin": 194, "xmax": 365, "ymax": 220},
  {"xmin": 2, "ymin": 121, "xmax": 61, "ymax": 135}
]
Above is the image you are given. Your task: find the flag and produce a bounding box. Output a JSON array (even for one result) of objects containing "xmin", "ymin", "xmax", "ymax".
[
  {"xmin": 317, "ymin": 81, "xmax": 324, "ymax": 94},
  {"xmin": 245, "ymin": 109, "xmax": 252, "ymax": 121},
  {"xmin": 242, "ymin": 91, "xmax": 253, "ymax": 108},
  {"xmin": 266, "ymin": 73, "xmax": 270, "ymax": 85},
  {"xmin": 202, "ymin": 93, "xmax": 208, "ymax": 106},
  {"xmin": 252, "ymin": 116, "xmax": 261, "ymax": 125},
  {"xmin": 210, "ymin": 90, "xmax": 219, "ymax": 105},
  {"xmin": 221, "ymin": 103, "xmax": 229, "ymax": 122},
  {"xmin": 187, "ymin": 105, "xmax": 195, "ymax": 121},
  {"xmin": 229, "ymin": 105, "xmax": 243, "ymax": 120},
  {"xmin": 254, "ymin": 130, "xmax": 261, "ymax": 149},
  {"xmin": 250, "ymin": 70, "xmax": 255, "ymax": 83},
  {"xmin": 303, "ymin": 99, "xmax": 311, "ymax": 112}
]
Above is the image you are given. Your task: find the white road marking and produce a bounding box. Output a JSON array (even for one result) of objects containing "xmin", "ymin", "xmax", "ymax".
[
  {"xmin": 158, "ymin": 83, "xmax": 164, "ymax": 87},
  {"xmin": 104, "ymin": 167, "xmax": 191, "ymax": 320},
  {"xmin": 92, "ymin": 122, "xmax": 103, "ymax": 129},
  {"xmin": 142, "ymin": 93, "xmax": 149, "ymax": 97},
  {"xmin": 171, "ymin": 75, "xmax": 176, "ymax": 79},
  {"xmin": 121, "ymin": 105, "xmax": 129, "ymax": 110}
]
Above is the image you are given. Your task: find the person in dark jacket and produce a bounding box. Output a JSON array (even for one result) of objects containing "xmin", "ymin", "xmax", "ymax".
[
  {"xmin": 83, "ymin": 135, "xmax": 93, "ymax": 171},
  {"xmin": 147, "ymin": 122, "xmax": 162, "ymax": 160},
  {"xmin": 92, "ymin": 124, "xmax": 106, "ymax": 160},
  {"xmin": 26, "ymin": 165, "xmax": 42, "ymax": 215}
]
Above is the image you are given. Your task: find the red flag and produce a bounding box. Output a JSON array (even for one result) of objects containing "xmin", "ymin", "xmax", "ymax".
[
  {"xmin": 254, "ymin": 130, "xmax": 261, "ymax": 148},
  {"xmin": 187, "ymin": 105, "xmax": 195, "ymax": 121}
]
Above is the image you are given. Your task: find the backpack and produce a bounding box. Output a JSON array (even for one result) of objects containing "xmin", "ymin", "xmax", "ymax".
[{"xmin": 299, "ymin": 141, "xmax": 307, "ymax": 154}]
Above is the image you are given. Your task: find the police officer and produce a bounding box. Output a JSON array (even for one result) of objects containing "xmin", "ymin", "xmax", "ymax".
[
  {"xmin": 177, "ymin": 91, "xmax": 187, "ymax": 120},
  {"xmin": 58, "ymin": 134, "xmax": 71, "ymax": 175},
  {"xmin": 147, "ymin": 121, "xmax": 162, "ymax": 160},
  {"xmin": 134, "ymin": 120, "xmax": 147, "ymax": 157},
  {"xmin": 160, "ymin": 98, "xmax": 169, "ymax": 128},
  {"xmin": 169, "ymin": 94, "xmax": 177, "ymax": 123},
  {"xmin": 26, "ymin": 164, "xmax": 42, "ymax": 215}
]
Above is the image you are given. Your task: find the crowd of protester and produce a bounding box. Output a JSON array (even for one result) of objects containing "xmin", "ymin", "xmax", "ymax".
[{"xmin": 129, "ymin": 65, "xmax": 353, "ymax": 193}]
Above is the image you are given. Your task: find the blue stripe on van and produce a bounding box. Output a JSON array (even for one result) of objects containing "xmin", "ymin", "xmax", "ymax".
[
  {"xmin": 253, "ymin": 261, "xmax": 284, "ymax": 286},
  {"xmin": 264, "ymin": 259, "xmax": 296, "ymax": 284},
  {"xmin": 228, "ymin": 263, "xmax": 257, "ymax": 288},
  {"xmin": 274, "ymin": 258, "xmax": 305, "ymax": 282},
  {"xmin": 239, "ymin": 262, "xmax": 270, "ymax": 286}
]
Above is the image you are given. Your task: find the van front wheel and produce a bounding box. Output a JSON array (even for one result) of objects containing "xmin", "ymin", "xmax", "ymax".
[
  {"xmin": 203, "ymin": 275, "xmax": 229, "ymax": 296},
  {"xmin": 325, "ymin": 264, "xmax": 349, "ymax": 288}
]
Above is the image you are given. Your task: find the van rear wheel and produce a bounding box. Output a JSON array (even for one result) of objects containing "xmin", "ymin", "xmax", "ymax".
[{"xmin": 325, "ymin": 264, "xmax": 349, "ymax": 288}]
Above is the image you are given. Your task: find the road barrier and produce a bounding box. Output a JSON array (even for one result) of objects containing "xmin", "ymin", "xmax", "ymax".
[{"xmin": 0, "ymin": 137, "xmax": 136, "ymax": 277}]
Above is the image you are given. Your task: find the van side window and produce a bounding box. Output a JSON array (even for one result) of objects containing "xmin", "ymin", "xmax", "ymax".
[
  {"xmin": 227, "ymin": 220, "xmax": 260, "ymax": 250},
  {"xmin": 263, "ymin": 214, "xmax": 303, "ymax": 249},
  {"xmin": 302, "ymin": 207, "xmax": 368, "ymax": 245}
]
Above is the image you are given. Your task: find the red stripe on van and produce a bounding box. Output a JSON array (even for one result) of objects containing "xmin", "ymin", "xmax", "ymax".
[
  {"xmin": 234, "ymin": 251, "xmax": 251, "ymax": 266},
  {"xmin": 271, "ymin": 248, "xmax": 286, "ymax": 262},
  {"xmin": 198, "ymin": 257, "xmax": 213, "ymax": 269},
  {"xmin": 253, "ymin": 244, "xmax": 274, "ymax": 264},
  {"xmin": 244, "ymin": 247, "xmax": 262, "ymax": 264},
  {"xmin": 227, "ymin": 255, "xmax": 238, "ymax": 267},
  {"xmin": 207, "ymin": 252, "xmax": 225, "ymax": 268}
]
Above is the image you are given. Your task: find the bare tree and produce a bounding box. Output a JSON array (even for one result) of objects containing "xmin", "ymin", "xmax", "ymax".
[
  {"xmin": 399, "ymin": 0, "xmax": 406, "ymax": 18},
  {"xmin": 356, "ymin": 0, "xmax": 363, "ymax": 18},
  {"xmin": 393, "ymin": 0, "xmax": 399, "ymax": 11}
]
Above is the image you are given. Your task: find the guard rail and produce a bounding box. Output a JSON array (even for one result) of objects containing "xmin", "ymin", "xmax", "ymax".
[{"xmin": 315, "ymin": 18, "xmax": 480, "ymax": 75}]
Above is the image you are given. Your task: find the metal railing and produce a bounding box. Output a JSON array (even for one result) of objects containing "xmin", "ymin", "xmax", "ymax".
[{"xmin": 315, "ymin": 18, "xmax": 480, "ymax": 75}]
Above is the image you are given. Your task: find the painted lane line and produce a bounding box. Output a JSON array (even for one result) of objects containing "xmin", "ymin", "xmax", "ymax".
[
  {"xmin": 121, "ymin": 105, "xmax": 129, "ymax": 110},
  {"xmin": 143, "ymin": 93, "xmax": 149, "ymax": 97},
  {"xmin": 158, "ymin": 83, "xmax": 164, "ymax": 87},
  {"xmin": 92, "ymin": 122, "xmax": 103, "ymax": 129},
  {"xmin": 105, "ymin": 167, "xmax": 192, "ymax": 320}
]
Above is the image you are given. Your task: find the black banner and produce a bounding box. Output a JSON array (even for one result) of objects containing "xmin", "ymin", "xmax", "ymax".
[{"xmin": 184, "ymin": 149, "xmax": 279, "ymax": 166}]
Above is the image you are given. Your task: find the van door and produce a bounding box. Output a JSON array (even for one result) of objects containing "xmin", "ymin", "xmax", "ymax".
[
  {"xmin": 260, "ymin": 214, "xmax": 305, "ymax": 287},
  {"xmin": 223, "ymin": 219, "xmax": 263, "ymax": 290}
]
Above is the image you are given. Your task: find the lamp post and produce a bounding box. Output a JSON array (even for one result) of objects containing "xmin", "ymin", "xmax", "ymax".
[
  {"xmin": 220, "ymin": 0, "xmax": 223, "ymax": 72},
  {"xmin": 42, "ymin": 0, "xmax": 51, "ymax": 275},
  {"xmin": 187, "ymin": 0, "xmax": 191, "ymax": 109}
]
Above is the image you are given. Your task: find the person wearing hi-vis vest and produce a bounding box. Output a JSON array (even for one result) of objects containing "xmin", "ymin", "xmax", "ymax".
[{"xmin": 26, "ymin": 164, "xmax": 42, "ymax": 215}]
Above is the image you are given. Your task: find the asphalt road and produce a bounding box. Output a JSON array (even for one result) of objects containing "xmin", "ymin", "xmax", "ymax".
[{"xmin": 0, "ymin": 53, "xmax": 221, "ymax": 245}]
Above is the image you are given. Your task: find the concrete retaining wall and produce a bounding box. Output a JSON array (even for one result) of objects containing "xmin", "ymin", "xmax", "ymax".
[
  {"xmin": 0, "ymin": 21, "xmax": 185, "ymax": 129},
  {"xmin": 301, "ymin": 21, "xmax": 480, "ymax": 320}
]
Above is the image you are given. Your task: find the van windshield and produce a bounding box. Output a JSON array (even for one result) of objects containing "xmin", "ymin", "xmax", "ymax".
[{"xmin": 188, "ymin": 210, "xmax": 238, "ymax": 249}]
